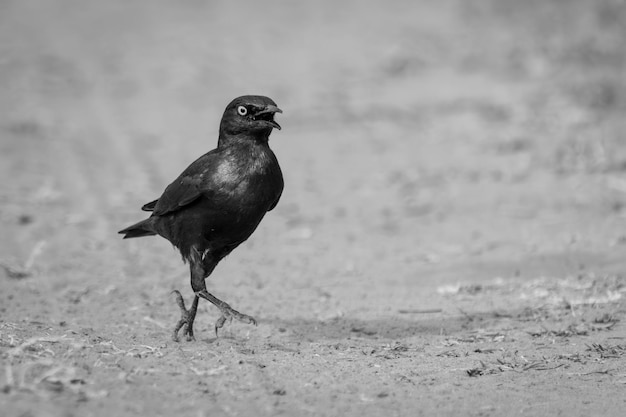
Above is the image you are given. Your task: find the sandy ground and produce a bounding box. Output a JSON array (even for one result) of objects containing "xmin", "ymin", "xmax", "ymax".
[{"xmin": 1, "ymin": 0, "xmax": 626, "ymax": 416}]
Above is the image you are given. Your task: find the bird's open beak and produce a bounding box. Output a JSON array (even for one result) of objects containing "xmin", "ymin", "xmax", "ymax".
[{"xmin": 253, "ymin": 105, "xmax": 282, "ymax": 130}]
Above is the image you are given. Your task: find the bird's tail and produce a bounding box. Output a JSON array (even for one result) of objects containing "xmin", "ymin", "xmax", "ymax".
[{"xmin": 118, "ymin": 218, "xmax": 157, "ymax": 239}]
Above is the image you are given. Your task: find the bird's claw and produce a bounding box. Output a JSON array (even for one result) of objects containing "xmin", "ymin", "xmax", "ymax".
[
  {"xmin": 173, "ymin": 290, "xmax": 257, "ymax": 339},
  {"xmin": 214, "ymin": 315, "xmax": 227, "ymax": 335},
  {"xmin": 214, "ymin": 307, "xmax": 257, "ymax": 336},
  {"xmin": 172, "ymin": 290, "xmax": 197, "ymax": 342}
]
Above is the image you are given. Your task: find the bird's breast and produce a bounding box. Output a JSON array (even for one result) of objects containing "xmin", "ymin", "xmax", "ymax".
[{"xmin": 209, "ymin": 148, "xmax": 282, "ymax": 210}]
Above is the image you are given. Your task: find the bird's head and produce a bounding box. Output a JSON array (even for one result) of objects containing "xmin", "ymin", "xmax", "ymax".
[{"xmin": 219, "ymin": 95, "xmax": 282, "ymax": 143}]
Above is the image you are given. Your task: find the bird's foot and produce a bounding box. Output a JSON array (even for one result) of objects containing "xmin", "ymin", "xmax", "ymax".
[
  {"xmin": 172, "ymin": 290, "xmax": 199, "ymax": 342},
  {"xmin": 195, "ymin": 290, "xmax": 257, "ymax": 336},
  {"xmin": 214, "ymin": 308, "xmax": 257, "ymax": 336}
]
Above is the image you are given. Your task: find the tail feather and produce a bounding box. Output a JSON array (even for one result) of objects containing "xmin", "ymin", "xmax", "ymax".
[{"xmin": 118, "ymin": 218, "xmax": 157, "ymax": 239}]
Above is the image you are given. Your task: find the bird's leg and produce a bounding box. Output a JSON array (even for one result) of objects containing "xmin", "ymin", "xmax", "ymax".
[
  {"xmin": 189, "ymin": 251, "xmax": 257, "ymax": 336},
  {"xmin": 172, "ymin": 290, "xmax": 199, "ymax": 342},
  {"xmin": 196, "ymin": 289, "xmax": 257, "ymax": 335}
]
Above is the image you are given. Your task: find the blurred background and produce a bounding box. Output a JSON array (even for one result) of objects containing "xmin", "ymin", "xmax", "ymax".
[
  {"xmin": 2, "ymin": 0, "xmax": 626, "ymax": 319},
  {"xmin": 1, "ymin": 0, "xmax": 626, "ymax": 414}
]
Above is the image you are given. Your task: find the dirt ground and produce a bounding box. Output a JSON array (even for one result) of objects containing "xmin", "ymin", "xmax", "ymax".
[{"xmin": 1, "ymin": 0, "xmax": 626, "ymax": 416}]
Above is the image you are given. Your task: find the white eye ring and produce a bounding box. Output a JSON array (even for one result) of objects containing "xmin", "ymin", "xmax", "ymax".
[{"xmin": 237, "ymin": 106, "xmax": 247, "ymax": 116}]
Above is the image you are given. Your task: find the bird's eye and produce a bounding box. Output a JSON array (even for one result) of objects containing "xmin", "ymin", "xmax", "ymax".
[{"xmin": 237, "ymin": 106, "xmax": 248, "ymax": 116}]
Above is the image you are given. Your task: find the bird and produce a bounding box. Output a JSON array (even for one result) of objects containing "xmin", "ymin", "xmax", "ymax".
[{"xmin": 119, "ymin": 95, "xmax": 284, "ymax": 342}]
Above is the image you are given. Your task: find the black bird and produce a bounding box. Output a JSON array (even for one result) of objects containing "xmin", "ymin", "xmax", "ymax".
[{"xmin": 119, "ymin": 95, "xmax": 284, "ymax": 341}]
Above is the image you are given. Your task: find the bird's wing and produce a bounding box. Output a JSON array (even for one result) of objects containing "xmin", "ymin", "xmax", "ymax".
[
  {"xmin": 150, "ymin": 176, "xmax": 202, "ymax": 216},
  {"xmin": 150, "ymin": 151, "xmax": 219, "ymax": 216}
]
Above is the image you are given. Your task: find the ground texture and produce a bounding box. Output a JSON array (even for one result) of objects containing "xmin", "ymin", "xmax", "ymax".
[{"xmin": 1, "ymin": 0, "xmax": 626, "ymax": 416}]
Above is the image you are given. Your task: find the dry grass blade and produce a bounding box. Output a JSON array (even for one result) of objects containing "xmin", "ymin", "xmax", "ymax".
[
  {"xmin": 586, "ymin": 343, "xmax": 626, "ymax": 358},
  {"xmin": 397, "ymin": 308, "xmax": 443, "ymax": 314},
  {"xmin": 0, "ymin": 240, "xmax": 46, "ymax": 279},
  {"xmin": 522, "ymin": 362, "xmax": 564, "ymax": 372},
  {"xmin": 189, "ymin": 365, "xmax": 227, "ymax": 376}
]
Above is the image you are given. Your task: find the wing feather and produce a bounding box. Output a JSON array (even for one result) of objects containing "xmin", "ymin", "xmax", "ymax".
[
  {"xmin": 149, "ymin": 150, "xmax": 220, "ymax": 216},
  {"xmin": 141, "ymin": 199, "xmax": 158, "ymax": 211}
]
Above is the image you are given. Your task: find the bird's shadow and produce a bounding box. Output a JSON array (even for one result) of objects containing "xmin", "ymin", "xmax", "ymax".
[
  {"xmin": 264, "ymin": 310, "xmax": 517, "ymax": 343},
  {"xmin": 185, "ymin": 306, "xmax": 538, "ymax": 350}
]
